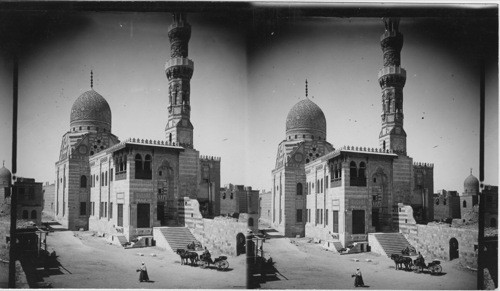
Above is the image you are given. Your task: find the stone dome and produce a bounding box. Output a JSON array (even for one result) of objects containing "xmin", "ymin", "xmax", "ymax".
[
  {"xmin": 0, "ymin": 165, "xmax": 11, "ymax": 186},
  {"xmin": 70, "ymin": 89, "xmax": 111, "ymax": 132},
  {"xmin": 463, "ymin": 172, "xmax": 479, "ymax": 196},
  {"xmin": 286, "ymin": 99, "xmax": 327, "ymax": 139}
]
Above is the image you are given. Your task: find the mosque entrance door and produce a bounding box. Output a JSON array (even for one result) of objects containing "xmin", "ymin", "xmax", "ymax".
[{"xmin": 371, "ymin": 170, "xmax": 389, "ymax": 231}]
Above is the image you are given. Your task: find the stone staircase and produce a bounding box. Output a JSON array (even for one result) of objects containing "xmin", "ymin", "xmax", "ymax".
[
  {"xmin": 157, "ymin": 227, "xmax": 200, "ymax": 251},
  {"xmin": 373, "ymin": 233, "xmax": 412, "ymax": 257}
]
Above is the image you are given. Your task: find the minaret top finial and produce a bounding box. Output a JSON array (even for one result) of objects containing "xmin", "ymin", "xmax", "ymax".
[
  {"xmin": 90, "ymin": 70, "xmax": 93, "ymax": 89},
  {"xmin": 470, "ymin": 168, "xmax": 473, "ymax": 175},
  {"xmin": 305, "ymin": 79, "xmax": 308, "ymax": 99},
  {"xmin": 2, "ymin": 160, "xmax": 4, "ymax": 167}
]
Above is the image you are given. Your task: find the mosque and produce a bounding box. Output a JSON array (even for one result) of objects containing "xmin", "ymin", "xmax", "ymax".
[
  {"xmin": 53, "ymin": 13, "xmax": 221, "ymax": 240},
  {"xmin": 269, "ymin": 18, "xmax": 435, "ymax": 247}
]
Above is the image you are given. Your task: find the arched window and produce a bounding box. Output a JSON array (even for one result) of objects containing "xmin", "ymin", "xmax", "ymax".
[
  {"xmin": 105, "ymin": 171, "xmax": 108, "ymax": 186},
  {"xmin": 230, "ymin": 192, "xmax": 234, "ymax": 199},
  {"xmin": 80, "ymin": 175, "xmax": 87, "ymax": 188},
  {"xmin": 435, "ymin": 198, "xmax": 440, "ymax": 205},
  {"xmin": 296, "ymin": 183, "xmax": 303, "ymax": 195},
  {"xmin": 135, "ymin": 154, "xmax": 143, "ymax": 179},
  {"xmin": 350, "ymin": 161, "xmax": 357, "ymax": 178},
  {"xmin": 119, "ymin": 157, "xmax": 124, "ymax": 172},
  {"xmin": 22, "ymin": 210, "xmax": 28, "ymax": 219},
  {"xmin": 135, "ymin": 154, "xmax": 143, "ymax": 171},
  {"xmin": 248, "ymin": 217, "xmax": 254, "ymax": 227},
  {"xmin": 383, "ymin": 140, "xmax": 386, "ymax": 151},
  {"xmin": 144, "ymin": 155, "xmax": 152, "ymax": 175},
  {"xmin": 359, "ymin": 162, "xmax": 366, "ymax": 178},
  {"xmin": 443, "ymin": 198, "xmax": 447, "ymax": 205},
  {"xmin": 31, "ymin": 210, "xmax": 37, "ymax": 219},
  {"xmin": 463, "ymin": 200, "xmax": 467, "ymax": 208},
  {"xmin": 169, "ymin": 133, "xmax": 172, "ymax": 144}
]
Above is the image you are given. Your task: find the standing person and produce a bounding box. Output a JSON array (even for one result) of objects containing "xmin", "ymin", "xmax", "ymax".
[
  {"xmin": 138, "ymin": 262, "xmax": 149, "ymax": 282},
  {"xmin": 352, "ymin": 268, "xmax": 365, "ymax": 287}
]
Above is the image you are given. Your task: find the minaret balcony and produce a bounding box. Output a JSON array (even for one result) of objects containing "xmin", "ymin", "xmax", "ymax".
[
  {"xmin": 380, "ymin": 30, "xmax": 401, "ymax": 41},
  {"xmin": 168, "ymin": 21, "xmax": 190, "ymax": 31},
  {"xmin": 378, "ymin": 66, "xmax": 406, "ymax": 79},
  {"xmin": 166, "ymin": 57, "xmax": 194, "ymax": 70}
]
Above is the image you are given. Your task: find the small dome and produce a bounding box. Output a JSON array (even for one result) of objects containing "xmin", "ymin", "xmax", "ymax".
[
  {"xmin": 286, "ymin": 99, "xmax": 326, "ymax": 138},
  {"xmin": 0, "ymin": 165, "xmax": 11, "ymax": 186},
  {"xmin": 463, "ymin": 171, "xmax": 479, "ymax": 196},
  {"xmin": 70, "ymin": 89, "xmax": 111, "ymax": 131}
]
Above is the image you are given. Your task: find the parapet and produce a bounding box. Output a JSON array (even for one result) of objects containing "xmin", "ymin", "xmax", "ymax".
[
  {"xmin": 413, "ymin": 162, "xmax": 434, "ymax": 168},
  {"xmin": 200, "ymin": 155, "xmax": 221, "ymax": 162}
]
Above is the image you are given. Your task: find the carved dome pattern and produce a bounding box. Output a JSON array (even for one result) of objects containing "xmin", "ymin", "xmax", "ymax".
[
  {"xmin": 286, "ymin": 99, "xmax": 326, "ymax": 135},
  {"xmin": 70, "ymin": 90, "xmax": 111, "ymax": 129}
]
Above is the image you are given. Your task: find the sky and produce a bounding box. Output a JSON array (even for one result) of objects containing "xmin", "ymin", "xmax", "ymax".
[{"xmin": 0, "ymin": 4, "xmax": 497, "ymax": 194}]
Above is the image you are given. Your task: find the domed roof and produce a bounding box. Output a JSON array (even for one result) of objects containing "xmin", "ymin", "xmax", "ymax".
[
  {"xmin": 0, "ymin": 165, "xmax": 11, "ymax": 185},
  {"xmin": 286, "ymin": 99, "xmax": 326, "ymax": 135},
  {"xmin": 70, "ymin": 89, "xmax": 111, "ymax": 129},
  {"xmin": 464, "ymin": 173, "xmax": 479, "ymax": 189}
]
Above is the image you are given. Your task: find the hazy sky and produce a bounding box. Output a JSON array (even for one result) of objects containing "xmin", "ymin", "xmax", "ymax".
[{"xmin": 0, "ymin": 6, "xmax": 497, "ymax": 194}]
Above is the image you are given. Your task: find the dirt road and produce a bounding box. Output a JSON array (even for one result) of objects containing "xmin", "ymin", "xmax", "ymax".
[
  {"xmin": 42, "ymin": 230, "xmax": 246, "ymax": 289},
  {"xmin": 259, "ymin": 231, "xmax": 476, "ymax": 289}
]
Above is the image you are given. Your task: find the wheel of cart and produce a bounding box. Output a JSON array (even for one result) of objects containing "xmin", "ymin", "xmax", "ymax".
[
  {"xmin": 429, "ymin": 264, "xmax": 442, "ymax": 274},
  {"xmin": 216, "ymin": 259, "xmax": 229, "ymax": 271},
  {"xmin": 200, "ymin": 260, "xmax": 209, "ymax": 269}
]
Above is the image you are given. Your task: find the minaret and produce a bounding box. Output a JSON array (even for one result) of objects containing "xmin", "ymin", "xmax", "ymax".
[
  {"xmin": 165, "ymin": 13, "xmax": 194, "ymax": 148},
  {"xmin": 378, "ymin": 17, "xmax": 407, "ymax": 155}
]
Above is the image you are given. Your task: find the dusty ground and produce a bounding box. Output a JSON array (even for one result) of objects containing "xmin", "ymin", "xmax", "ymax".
[
  {"xmin": 39, "ymin": 229, "xmax": 246, "ymax": 289},
  {"xmin": 258, "ymin": 230, "xmax": 477, "ymax": 289}
]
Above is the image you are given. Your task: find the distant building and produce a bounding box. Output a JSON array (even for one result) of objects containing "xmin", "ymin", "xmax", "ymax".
[
  {"xmin": 15, "ymin": 177, "xmax": 43, "ymax": 226},
  {"xmin": 42, "ymin": 182, "xmax": 55, "ymax": 216},
  {"xmin": 433, "ymin": 190, "xmax": 460, "ymax": 221},
  {"xmin": 220, "ymin": 184, "xmax": 259, "ymax": 215},
  {"xmin": 0, "ymin": 164, "xmax": 11, "ymax": 204},
  {"xmin": 259, "ymin": 190, "xmax": 272, "ymax": 224},
  {"xmin": 483, "ymin": 185, "xmax": 498, "ymax": 227},
  {"xmin": 460, "ymin": 170, "xmax": 480, "ymax": 221}
]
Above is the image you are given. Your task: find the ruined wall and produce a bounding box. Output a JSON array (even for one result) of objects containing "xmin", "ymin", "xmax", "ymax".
[
  {"xmin": 399, "ymin": 204, "xmax": 478, "ymax": 268},
  {"xmin": 191, "ymin": 216, "xmax": 248, "ymax": 257}
]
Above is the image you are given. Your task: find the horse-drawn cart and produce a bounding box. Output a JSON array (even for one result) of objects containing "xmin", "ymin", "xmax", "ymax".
[
  {"xmin": 198, "ymin": 252, "xmax": 229, "ymax": 271},
  {"xmin": 412, "ymin": 259, "xmax": 442, "ymax": 274}
]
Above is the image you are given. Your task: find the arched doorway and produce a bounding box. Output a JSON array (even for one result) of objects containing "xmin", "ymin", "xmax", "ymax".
[
  {"xmin": 236, "ymin": 233, "xmax": 246, "ymax": 256},
  {"xmin": 449, "ymin": 238, "xmax": 459, "ymax": 260}
]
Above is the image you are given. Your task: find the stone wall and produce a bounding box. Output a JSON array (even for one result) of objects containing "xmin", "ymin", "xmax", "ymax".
[
  {"xmin": 42, "ymin": 183, "xmax": 55, "ymax": 216},
  {"xmin": 191, "ymin": 216, "xmax": 248, "ymax": 257},
  {"xmin": 399, "ymin": 204, "xmax": 478, "ymax": 268}
]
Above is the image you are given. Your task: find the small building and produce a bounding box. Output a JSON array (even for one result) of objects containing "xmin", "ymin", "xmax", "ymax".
[
  {"xmin": 460, "ymin": 170, "xmax": 480, "ymax": 221},
  {"xmin": 15, "ymin": 177, "xmax": 43, "ymax": 226},
  {"xmin": 433, "ymin": 190, "xmax": 460, "ymax": 221}
]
